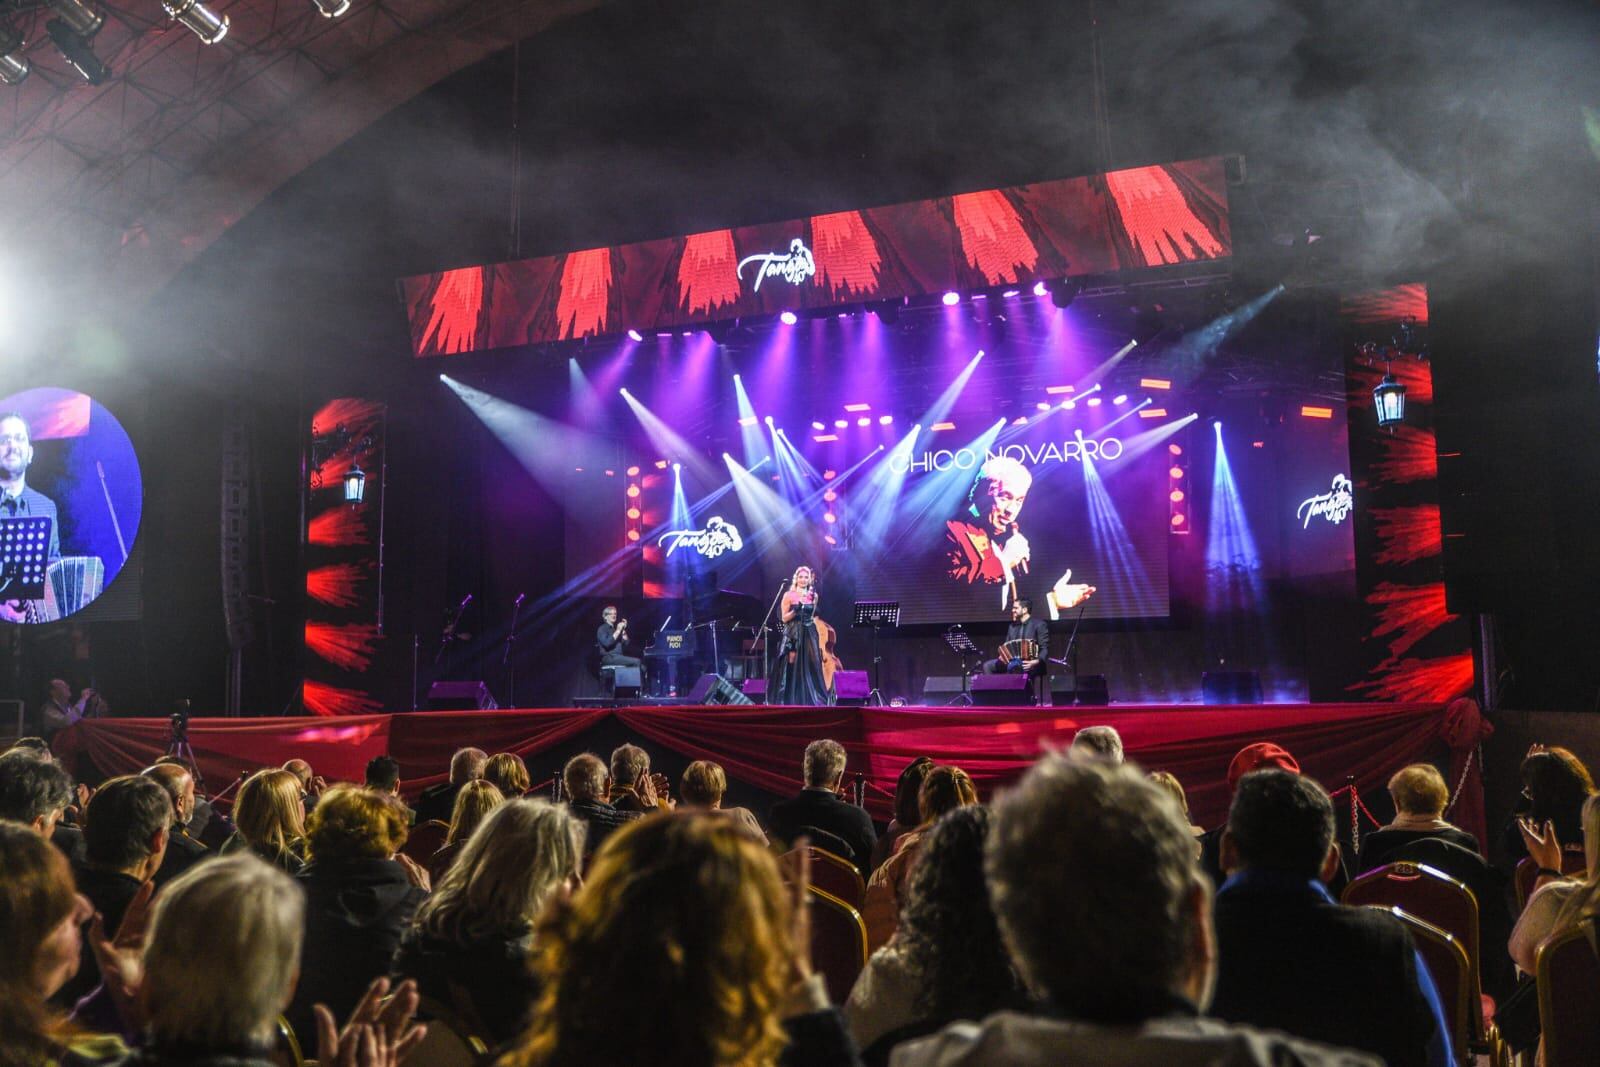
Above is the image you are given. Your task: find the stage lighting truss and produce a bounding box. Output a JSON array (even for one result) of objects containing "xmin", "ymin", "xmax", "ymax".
[
  {"xmin": 1168, "ymin": 439, "xmax": 1190, "ymax": 534},
  {"xmin": 45, "ymin": 15, "xmax": 105, "ymax": 82},
  {"xmin": 163, "ymin": 0, "xmax": 228, "ymax": 44}
]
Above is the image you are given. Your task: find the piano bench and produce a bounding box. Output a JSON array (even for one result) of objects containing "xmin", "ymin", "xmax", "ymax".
[{"xmin": 600, "ymin": 665, "xmax": 642, "ymax": 698}]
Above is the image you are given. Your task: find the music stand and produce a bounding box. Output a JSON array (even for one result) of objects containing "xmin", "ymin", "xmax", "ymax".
[
  {"xmin": 942, "ymin": 627, "xmax": 981, "ymax": 706},
  {"xmin": 851, "ymin": 600, "xmax": 899, "ymax": 706},
  {"xmin": 0, "ymin": 516, "xmax": 53, "ymax": 602}
]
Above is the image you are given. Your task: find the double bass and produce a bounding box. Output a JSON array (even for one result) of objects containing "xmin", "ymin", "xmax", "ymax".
[{"xmin": 815, "ymin": 614, "xmax": 844, "ymax": 694}]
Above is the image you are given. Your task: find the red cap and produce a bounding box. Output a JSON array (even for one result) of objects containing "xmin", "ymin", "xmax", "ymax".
[{"xmin": 1227, "ymin": 742, "xmax": 1300, "ymax": 793}]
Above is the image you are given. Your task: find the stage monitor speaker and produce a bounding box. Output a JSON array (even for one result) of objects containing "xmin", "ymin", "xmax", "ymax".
[
  {"xmin": 688, "ymin": 673, "xmax": 753, "ymax": 706},
  {"xmin": 834, "ymin": 670, "xmax": 870, "ymax": 706},
  {"xmin": 1073, "ymin": 675, "xmax": 1109, "ymax": 706},
  {"xmin": 969, "ymin": 673, "xmax": 1036, "ymax": 706},
  {"xmin": 922, "ymin": 676, "xmax": 966, "ymax": 698},
  {"xmin": 426, "ymin": 681, "xmax": 499, "ymax": 711},
  {"xmin": 741, "ymin": 678, "xmax": 767, "ymax": 699},
  {"xmin": 600, "ymin": 666, "xmax": 642, "ymax": 699},
  {"xmin": 1202, "ymin": 671, "xmax": 1262, "ymax": 705}
]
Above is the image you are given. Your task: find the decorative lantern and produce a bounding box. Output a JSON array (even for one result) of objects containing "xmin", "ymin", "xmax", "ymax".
[
  {"xmin": 343, "ymin": 464, "xmax": 366, "ymax": 504},
  {"xmin": 1373, "ymin": 371, "xmax": 1406, "ymax": 431}
]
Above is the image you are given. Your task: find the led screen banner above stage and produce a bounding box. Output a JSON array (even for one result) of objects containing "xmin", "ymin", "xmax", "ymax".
[{"xmin": 400, "ymin": 157, "xmax": 1232, "ymax": 357}]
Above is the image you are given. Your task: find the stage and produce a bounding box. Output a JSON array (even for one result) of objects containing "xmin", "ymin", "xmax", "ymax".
[{"xmin": 54, "ymin": 699, "xmax": 1480, "ymax": 831}]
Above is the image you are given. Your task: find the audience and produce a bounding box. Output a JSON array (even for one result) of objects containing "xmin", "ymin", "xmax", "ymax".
[
  {"xmin": 220, "ymin": 767, "xmax": 309, "ymax": 873},
  {"xmin": 863, "ymin": 765, "xmax": 978, "ymax": 950},
  {"xmin": 1199, "ymin": 741, "xmax": 1301, "ymax": 885},
  {"xmin": 141, "ymin": 762, "xmax": 210, "ymax": 888},
  {"xmin": 288, "ymin": 784, "xmax": 429, "ymax": 1042},
  {"xmin": 869, "ymin": 757, "xmax": 934, "ymax": 873},
  {"xmin": 1148, "ymin": 770, "xmax": 1206, "ymax": 845},
  {"xmin": 1502, "ymin": 744, "xmax": 1595, "ymax": 865},
  {"xmin": 561, "ymin": 752, "xmax": 640, "ymax": 859},
  {"xmin": 1209, "ymin": 769, "xmax": 1451, "ymax": 1067},
  {"xmin": 430, "ymin": 778, "xmax": 505, "ymax": 882},
  {"xmin": 499, "ymin": 813, "xmax": 860, "ymax": 1067},
  {"xmin": 1356, "ymin": 763, "xmax": 1479, "ymax": 872},
  {"xmin": 414, "ymin": 746, "xmax": 488, "ymax": 824},
  {"xmin": 1509, "ymin": 792, "xmax": 1600, "ymax": 974},
  {"xmin": 0, "ymin": 747, "xmax": 73, "ymax": 838},
  {"xmin": 608, "ymin": 743, "xmax": 663, "ymax": 813},
  {"xmin": 846, "ymin": 806, "xmax": 1027, "ymax": 1064},
  {"xmin": 1068, "ymin": 725, "xmax": 1124, "ymax": 764},
  {"xmin": 484, "ymin": 752, "xmax": 532, "ymax": 798},
  {"xmin": 282, "ymin": 758, "xmax": 326, "ymax": 808},
  {"xmin": 679, "ymin": 759, "xmax": 766, "ymax": 843},
  {"xmin": 365, "ymin": 755, "xmax": 403, "ymax": 796},
  {"xmin": 152, "ymin": 755, "xmax": 234, "ymax": 852},
  {"xmin": 769, "ymin": 739, "xmax": 877, "ymax": 875},
  {"xmin": 395, "ymin": 798, "xmax": 585, "ymax": 1043},
  {"xmin": 897, "ymin": 756, "xmax": 1370, "ymax": 1065}
]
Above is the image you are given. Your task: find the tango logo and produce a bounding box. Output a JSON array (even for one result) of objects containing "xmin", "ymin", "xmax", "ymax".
[
  {"xmin": 658, "ymin": 516, "xmax": 745, "ymax": 558},
  {"xmin": 1296, "ymin": 474, "xmax": 1354, "ymax": 529},
  {"xmin": 737, "ymin": 238, "xmax": 817, "ymax": 292}
]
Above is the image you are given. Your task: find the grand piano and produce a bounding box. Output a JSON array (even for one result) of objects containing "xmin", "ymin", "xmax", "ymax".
[{"xmin": 642, "ymin": 588, "xmax": 764, "ymax": 698}]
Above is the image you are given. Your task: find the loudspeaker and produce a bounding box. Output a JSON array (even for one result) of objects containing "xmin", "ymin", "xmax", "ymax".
[
  {"xmin": 1202, "ymin": 671, "xmax": 1262, "ymax": 705},
  {"xmin": 688, "ymin": 674, "xmax": 754, "ymax": 706},
  {"xmin": 426, "ymin": 681, "xmax": 499, "ymax": 711},
  {"xmin": 1050, "ymin": 675, "xmax": 1110, "ymax": 705},
  {"xmin": 970, "ymin": 673, "xmax": 1035, "ymax": 706},
  {"xmin": 922, "ymin": 676, "xmax": 966, "ymax": 698},
  {"xmin": 600, "ymin": 666, "xmax": 642, "ymax": 699},
  {"xmin": 834, "ymin": 670, "xmax": 870, "ymax": 706},
  {"xmin": 741, "ymin": 678, "xmax": 767, "ymax": 699}
]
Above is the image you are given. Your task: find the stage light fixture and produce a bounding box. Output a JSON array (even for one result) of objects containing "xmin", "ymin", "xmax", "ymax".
[
  {"xmin": 1035, "ymin": 402, "xmax": 1051, "ymax": 412},
  {"xmin": 1112, "ymin": 394, "xmax": 1128, "ymax": 405},
  {"xmin": 1086, "ymin": 397, "xmax": 1102, "ymax": 407},
  {"xmin": 343, "ymin": 464, "xmax": 366, "ymax": 504},
  {"xmin": 45, "ymin": 19, "xmax": 107, "ymax": 82},
  {"xmin": 626, "ymin": 507, "xmax": 640, "ymax": 519},
  {"xmin": 1002, "ymin": 289, "xmax": 1020, "ymax": 298},
  {"xmin": 779, "ymin": 310, "xmax": 798, "ymax": 326},
  {"xmin": 941, "ymin": 291, "xmax": 961, "ymax": 306},
  {"xmin": 843, "ymin": 402, "xmax": 871, "ymax": 412},
  {"xmin": 736, "ymin": 416, "xmax": 758, "ymax": 427},
  {"xmin": 654, "ymin": 459, "xmax": 667, "ymax": 469},
  {"xmin": 931, "ymin": 421, "xmax": 955, "ymax": 432},
  {"xmin": 811, "ymin": 421, "xmax": 825, "ymax": 431},
  {"xmin": 824, "ymin": 534, "xmax": 837, "ymax": 545},
  {"xmin": 0, "ymin": 27, "xmax": 28, "ymax": 85},
  {"xmin": 834, "ymin": 419, "xmax": 847, "ymax": 429},
  {"xmin": 763, "ymin": 415, "xmax": 774, "ymax": 425},
  {"xmin": 627, "ymin": 529, "xmax": 641, "ymax": 542},
  {"xmin": 813, "ymin": 434, "xmax": 837, "ymax": 442},
  {"xmin": 1170, "ymin": 466, "xmax": 1185, "ymax": 479},
  {"xmin": 309, "ymin": 0, "xmax": 351, "ymax": 16},
  {"xmin": 823, "ymin": 489, "xmax": 837, "ymax": 502},
  {"xmin": 672, "ymin": 462, "xmax": 682, "ymax": 472},
  {"xmin": 1140, "ymin": 377, "xmax": 1172, "ymax": 390},
  {"xmin": 626, "ymin": 485, "xmax": 640, "ymax": 498},
  {"xmin": 1171, "ymin": 513, "xmax": 1186, "ymax": 527},
  {"xmin": 1168, "ymin": 444, "xmax": 1183, "ymax": 455},
  {"xmin": 856, "ymin": 416, "xmax": 871, "ymax": 427},
  {"xmin": 1140, "ymin": 408, "xmax": 1167, "ymax": 418},
  {"xmin": 1032, "ymin": 281, "xmax": 1048, "ymax": 297},
  {"xmin": 163, "ymin": 0, "xmax": 228, "ymax": 43},
  {"xmin": 46, "ymin": 0, "xmax": 104, "ymax": 36},
  {"xmin": 1064, "ymin": 400, "xmax": 1076, "ymax": 410},
  {"xmin": 626, "ymin": 465, "xmax": 640, "ymax": 476},
  {"xmin": 626, "ymin": 329, "xmax": 643, "ymax": 342},
  {"xmin": 823, "ymin": 469, "xmax": 837, "ymax": 480},
  {"xmin": 878, "ymin": 415, "xmax": 893, "ymax": 425},
  {"xmin": 1047, "ymin": 279, "xmax": 1081, "ymax": 310},
  {"xmin": 823, "ymin": 512, "xmax": 837, "ymax": 524},
  {"xmin": 1170, "ymin": 490, "xmax": 1185, "ymax": 503},
  {"xmin": 1373, "ymin": 369, "xmax": 1406, "ymax": 430}
]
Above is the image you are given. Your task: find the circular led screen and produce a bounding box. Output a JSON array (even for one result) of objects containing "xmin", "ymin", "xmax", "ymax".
[{"xmin": 0, "ymin": 388, "xmax": 143, "ymax": 625}]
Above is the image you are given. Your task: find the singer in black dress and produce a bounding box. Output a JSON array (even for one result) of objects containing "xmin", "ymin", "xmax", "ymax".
[{"xmin": 775, "ymin": 566, "xmax": 834, "ymax": 706}]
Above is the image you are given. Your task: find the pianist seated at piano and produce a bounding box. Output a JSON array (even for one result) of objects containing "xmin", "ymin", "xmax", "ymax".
[
  {"xmin": 595, "ymin": 605, "xmax": 644, "ymax": 673},
  {"xmin": 982, "ymin": 596, "xmax": 1049, "ymax": 677}
]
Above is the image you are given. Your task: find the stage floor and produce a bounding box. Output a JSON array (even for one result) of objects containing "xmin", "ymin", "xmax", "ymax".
[{"xmin": 56, "ymin": 700, "xmax": 1451, "ymax": 825}]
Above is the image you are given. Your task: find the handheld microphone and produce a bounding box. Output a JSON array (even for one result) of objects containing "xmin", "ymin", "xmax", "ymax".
[
  {"xmin": 457, "ymin": 593, "xmax": 473, "ymax": 611},
  {"xmin": 514, "ymin": 593, "xmax": 526, "ymax": 607}
]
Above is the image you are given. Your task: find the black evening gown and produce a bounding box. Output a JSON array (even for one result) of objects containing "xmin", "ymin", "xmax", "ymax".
[{"xmin": 777, "ymin": 600, "xmax": 835, "ymax": 706}]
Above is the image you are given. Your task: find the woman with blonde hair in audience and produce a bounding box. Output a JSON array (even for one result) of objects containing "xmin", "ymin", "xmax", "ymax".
[
  {"xmin": 499, "ymin": 813, "xmax": 861, "ymax": 1067},
  {"xmin": 0, "ymin": 821, "xmax": 122, "ymax": 1066},
  {"xmin": 484, "ymin": 752, "xmax": 532, "ymax": 798},
  {"xmin": 220, "ymin": 767, "xmax": 308, "ymax": 873},
  {"xmin": 861, "ymin": 765, "xmax": 978, "ymax": 951},
  {"xmin": 679, "ymin": 759, "xmax": 766, "ymax": 844},
  {"xmin": 394, "ymin": 798, "xmax": 585, "ymax": 1043},
  {"xmin": 429, "ymin": 778, "xmax": 505, "ymax": 881},
  {"xmin": 1148, "ymin": 770, "xmax": 1205, "ymax": 852}
]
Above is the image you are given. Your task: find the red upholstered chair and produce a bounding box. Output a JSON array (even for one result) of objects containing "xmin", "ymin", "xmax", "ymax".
[
  {"xmin": 1513, "ymin": 847, "xmax": 1587, "ymax": 913},
  {"xmin": 806, "ymin": 886, "xmax": 869, "ymax": 1005},
  {"xmin": 1363, "ymin": 906, "xmax": 1479, "ymax": 1064},
  {"xmin": 1536, "ymin": 919, "xmax": 1600, "ymax": 1067},
  {"xmin": 401, "ymin": 819, "xmax": 450, "ymax": 865},
  {"xmin": 785, "ymin": 845, "xmax": 866, "ymax": 909}
]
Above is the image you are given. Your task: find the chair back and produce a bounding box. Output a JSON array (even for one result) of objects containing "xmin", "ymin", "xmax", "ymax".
[
  {"xmin": 1365, "ymin": 905, "xmax": 1476, "ymax": 1053},
  {"xmin": 1343, "ymin": 862, "xmax": 1481, "ymax": 992},
  {"xmin": 1536, "ymin": 919, "xmax": 1600, "ymax": 1067},
  {"xmin": 786, "ymin": 844, "xmax": 865, "ymax": 908},
  {"xmin": 272, "ymin": 1014, "xmax": 305, "ymax": 1067},
  {"xmin": 409, "ymin": 994, "xmax": 488, "ymax": 1066},
  {"xmin": 401, "ymin": 819, "xmax": 450, "ymax": 864},
  {"xmin": 792, "ymin": 824, "xmax": 857, "ymax": 864},
  {"xmin": 807, "ymin": 885, "xmax": 869, "ymax": 1004},
  {"xmin": 1514, "ymin": 847, "xmax": 1587, "ymax": 912}
]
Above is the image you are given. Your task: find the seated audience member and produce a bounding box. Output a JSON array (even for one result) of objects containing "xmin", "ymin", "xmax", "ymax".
[
  {"xmin": 608, "ymin": 743, "xmax": 666, "ymax": 813},
  {"xmin": 1068, "ymin": 725, "xmax": 1124, "ymax": 764},
  {"xmin": 289, "ymin": 784, "xmax": 429, "ymax": 1043},
  {"xmin": 1356, "ymin": 763, "xmax": 1480, "ymax": 872},
  {"xmin": 142, "ymin": 762, "xmax": 210, "ymax": 888},
  {"xmin": 282, "ymin": 758, "xmax": 327, "ymax": 809},
  {"xmin": 846, "ymin": 806, "xmax": 1027, "ymax": 1064},
  {"xmin": 365, "ymin": 755, "xmax": 403, "ymax": 796},
  {"xmin": 414, "ymin": 747, "xmax": 489, "ymax": 825},
  {"xmin": 1199, "ymin": 741, "xmax": 1302, "ymax": 886},
  {"xmin": 152, "ymin": 755, "xmax": 235, "ymax": 852},
  {"xmin": 58, "ymin": 774, "xmax": 171, "ymax": 1006},
  {"xmin": 1501, "ymin": 744, "xmax": 1595, "ymax": 866},
  {"xmin": 395, "ymin": 799, "xmax": 585, "ymax": 1043},
  {"xmin": 1509, "ymin": 792, "xmax": 1600, "ymax": 974},
  {"xmin": 679, "ymin": 759, "xmax": 766, "ymax": 843},
  {"xmin": 0, "ymin": 747, "xmax": 73, "ymax": 838},
  {"xmin": 430, "ymin": 779, "xmax": 505, "ymax": 883},
  {"xmin": 498, "ymin": 813, "xmax": 861, "ymax": 1067},
  {"xmin": 132, "ymin": 853, "xmax": 426, "ymax": 1067},
  {"xmin": 1210, "ymin": 769, "xmax": 1451, "ymax": 1067},
  {"xmin": 870, "ymin": 757, "xmax": 934, "ymax": 873},
  {"xmin": 0, "ymin": 821, "xmax": 124, "ymax": 1063},
  {"xmin": 7, "ymin": 735, "xmax": 54, "ymax": 755},
  {"xmin": 221, "ymin": 767, "xmax": 309, "ymax": 873},
  {"xmin": 863, "ymin": 765, "xmax": 978, "ymax": 950},
  {"xmin": 484, "ymin": 752, "xmax": 532, "ymax": 798},
  {"xmin": 1149, "ymin": 770, "xmax": 1206, "ymax": 846},
  {"xmin": 895, "ymin": 757, "xmax": 1375, "ymax": 1067},
  {"xmin": 769, "ymin": 739, "xmax": 878, "ymax": 875},
  {"xmin": 562, "ymin": 753, "xmax": 640, "ymax": 859}
]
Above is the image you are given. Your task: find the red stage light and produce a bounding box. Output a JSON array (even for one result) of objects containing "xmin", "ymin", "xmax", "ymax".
[
  {"xmin": 1301, "ymin": 405, "xmax": 1334, "ymax": 419},
  {"xmin": 1171, "ymin": 513, "xmax": 1186, "ymax": 527},
  {"xmin": 823, "ymin": 470, "xmax": 837, "ymax": 480},
  {"xmin": 626, "ymin": 529, "xmax": 641, "ymax": 542},
  {"xmin": 1140, "ymin": 408, "xmax": 1167, "ymax": 418},
  {"xmin": 626, "ymin": 507, "xmax": 641, "ymax": 520},
  {"xmin": 1169, "ymin": 489, "xmax": 1185, "ymax": 503},
  {"xmin": 1140, "ymin": 378, "xmax": 1172, "ymax": 390},
  {"xmin": 1169, "ymin": 466, "xmax": 1184, "ymax": 479}
]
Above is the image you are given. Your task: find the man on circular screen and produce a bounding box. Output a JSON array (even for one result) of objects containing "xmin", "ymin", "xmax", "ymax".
[
  {"xmin": 946, "ymin": 455, "xmax": 1034, "ymax": 586},
  {"xmin": 0, "ymin": 412, "xmax": 60, "ymax": 624}
]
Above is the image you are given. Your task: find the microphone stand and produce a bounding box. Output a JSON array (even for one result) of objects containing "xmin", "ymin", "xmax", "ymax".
[
  {"xmin": 756, "ymin": 579, "xmax": 789, "ymax": 705},
  {"xmin": 1053, "ymin": 601, "xmax": 1090, "ymax": 704},
  {"xmin": 503, "ymin": 594, "xmax": 525, "ymax": 708}
]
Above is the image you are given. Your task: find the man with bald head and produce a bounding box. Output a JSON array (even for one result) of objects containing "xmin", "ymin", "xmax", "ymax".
[{"xmin": 142, "ymin": 762, "xmax": 210, "ymax": 887}]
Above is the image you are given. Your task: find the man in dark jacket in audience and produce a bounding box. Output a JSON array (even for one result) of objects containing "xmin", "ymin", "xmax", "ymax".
[
  {"xmin": 1209, "ymin": 769, "xmax": 1453, "ymax": 1067},
  {"xmin": 769, "ymin": 739, "xmax": 876, "ymax": 875},
  {"xmin": 142, "ymin": 761, "xmax": 210, "ymax": 887},
  {"xmin": 413, "ymin": 746, "xmax": 488, "ymax": 824},
  {"xmin": 564, "ymin": 752, "xmax": 641, "ymax": 858}
]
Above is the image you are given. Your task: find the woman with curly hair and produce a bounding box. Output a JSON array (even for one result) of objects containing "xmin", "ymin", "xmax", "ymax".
[
  {"xmin": 844, "ymin": 806, "xmax": 1026, "ymax": 1065},
  {"xmin": 498, "ymin": 813, "xmax": 862, "ymax": 1067},
  {"xmin": 861, "ymin": 765, "xmax": 978, "ymax": 950},
  {"xmin": 1501, "ymin": 745, "xmax": 1597, "ymax": 865},
  {"xmin": 429, "ymin": 778, "xmax": 505, "ymax": 881},
  {"xmin": 220, "ymin": 768, "xmax": 308, "ymax": 873}
]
